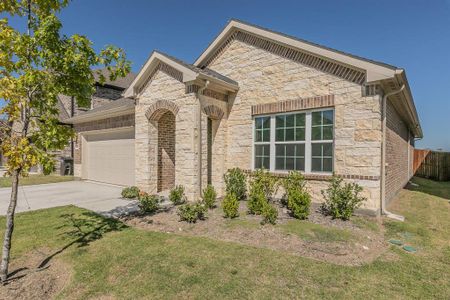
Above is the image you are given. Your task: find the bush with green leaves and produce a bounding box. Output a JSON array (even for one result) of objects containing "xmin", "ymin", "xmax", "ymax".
[
  {"xmin": 138, "ymin": 192, "xmax": 160, "ymax": 214},
  {"xmin": 224, "ymin": 168, "xmax": 247, "ymax": 200},
  {"xmin": 121, "ymin": 186, "xmax": 140, "ymax": 199},
  {"xmin": 222, "ymin": 193, "xmax": 239, "ymax": 218},
  {"xmin": 282, "ymin": 171, "xmax": 311, "ymax": 220},
  {"xmin": 169, "ymin": 185, "xmax": 186, "ymax": 205},
  {"xmin": 247, "ymin": 182, "xmax": 268, "ymax": 215},
  {"xmin": 250, "ymin": 169, "xmax": 279, "ymax": 200},
  {"xmin": 261, "ymin": 202, "xmax": 278, "ymax": 225},
  {"xmin": 321, "ymin": 174, "xmax": 366, "ymax": 220},
  {"xmin": 202, "ymin": 184, "xmax": 217, "ymax": 209},
  {"xmin": 177, "ymin": 202, "xmax": 207, "ymax": 223}
]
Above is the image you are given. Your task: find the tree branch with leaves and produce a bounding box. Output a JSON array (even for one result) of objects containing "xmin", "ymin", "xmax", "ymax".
[{"xmin": 0, "ymin": 0, "xmax": 130, "ymax": 282}]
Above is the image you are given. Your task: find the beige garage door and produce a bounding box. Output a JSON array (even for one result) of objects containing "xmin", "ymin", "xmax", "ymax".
[{"xmin": 83, "ymin": 129, "xmax": 135, "ymax": 186}]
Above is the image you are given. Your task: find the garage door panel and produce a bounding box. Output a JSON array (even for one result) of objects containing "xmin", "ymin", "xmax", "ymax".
[{"xmin": 83, "ymin": 129, "xmax": 135, "ymax": 186}]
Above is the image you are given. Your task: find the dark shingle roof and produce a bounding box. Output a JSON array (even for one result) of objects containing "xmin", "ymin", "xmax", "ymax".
[
  {"xmin": 93, "ymin": 69, "xmax": 137, "ymax": 89},
  {"xmin": 155, "ymin": 51, "xmax": 238, "ymax": 86}
]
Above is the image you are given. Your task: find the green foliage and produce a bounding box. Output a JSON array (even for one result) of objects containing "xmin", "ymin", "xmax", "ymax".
[
  {"xmin": 224, "ymin": 168, "xmax": 247, "ymax": 200},
  {"xmin": 321, "ymin": 174, "xmax": 366, "ymax": 220},
  {"xmin": 121, "ymin": 186, "xmax": 140, "ymax": 199},
  {"xmin": 282, "ymin": 171, "xmax": 311, "ymax": 220},
  {"xmin": 0, "ymin": 1, "xmax": 131, "ymax": 176},
  {"xmin": 169, "ymin": 185, "xmax": 186, "ymax": 205},
  {"xmin": 177, "ymin": 202, "xmax": 207, "ymax": 223},
  {"xmin": 250, "ymin": 169, "xmax": 279, "ymax": 200},
  {"xmin": 138, "ymin": 193, "xmax": 160, "ymax": 214},
  {"xmin": 222, "ymin": 193, "xmax": 239, "ymax": 219},
  {"xmin": 247, "ymin": 183, "xmax": 267, "ymax": 215},
  {"xmin": 261, "ymin": 202, "xmax": 278, "ymax": 225},
  {"xmin": 202, "ymin": 184, "xmax": 217, "ymax": 209}
]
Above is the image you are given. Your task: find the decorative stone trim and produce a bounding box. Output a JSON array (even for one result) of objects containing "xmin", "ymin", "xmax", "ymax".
[
  {"xmin": 138, "ymin": 62, "xmax": 183, "ymax": 95},
  {"xmin": 186, "ymin": 84, "xmax": 228, "ymax": 101},
  {"xmin": 242, "ymin": 169, "xmax": 380, "ymax": 181},
  {"xmin": 203, "ymin": 30, "xmax": 366, "ymax": 85},
  {"xmin": 203, "ymin": 105, "xmax": 224, "ymax": 120},
  {"xmin": 251, "ymin": 95, "xmax": 334, "ymax": 116},
  {"xmin": 145, "ymin": 100, "xmax": 179, "ymax": 121}
]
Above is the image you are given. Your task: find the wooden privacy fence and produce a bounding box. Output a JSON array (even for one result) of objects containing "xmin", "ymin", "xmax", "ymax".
[{"xmin": 414, "ymin": 149, "xmax": 450, "ymax": 181}]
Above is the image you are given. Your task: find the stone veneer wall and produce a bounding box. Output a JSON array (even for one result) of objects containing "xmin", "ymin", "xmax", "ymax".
[
  {"xmin": 135, "ymin": 70, "xmax": 200, "ymax": 200},
  {"xmin": 206, "ymin": 39, "xmax": 383, "ymax": 211},
  {"xmin": 385, "ymin": 100, "xmax": 412, "ymax": 205},
  {"xmin": 73, "ymin": 114, "xmax": 135, "ymax": 177}
]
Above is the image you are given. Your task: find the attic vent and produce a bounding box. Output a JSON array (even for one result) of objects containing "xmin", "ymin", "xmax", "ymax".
[
  {"xmin": 203, "ymin": 30, "xmax": 366, "ymax": 85},
  {"xmin": 362, "ymin": 84, "xmax": 381, "ymax": 97}
]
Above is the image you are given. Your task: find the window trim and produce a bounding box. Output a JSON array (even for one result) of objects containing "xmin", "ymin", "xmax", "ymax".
[{"xmin": 252, "ymin": 107, "xmax": 335, "ymax": 174}]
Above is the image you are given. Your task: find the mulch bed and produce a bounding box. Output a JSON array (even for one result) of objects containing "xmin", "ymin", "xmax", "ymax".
[{"xmin": 120, "ymin": 201, "xmax": 388, "ymax": 266}]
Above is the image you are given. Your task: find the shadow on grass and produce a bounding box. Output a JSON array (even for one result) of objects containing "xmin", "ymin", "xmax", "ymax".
[
  {"xmin": 406, "ymin": 177, "xmax": 450, "ymax": 200},
  {"xmin": 37, "ymin": 212, "xmax": 127, "ymax": 269}
]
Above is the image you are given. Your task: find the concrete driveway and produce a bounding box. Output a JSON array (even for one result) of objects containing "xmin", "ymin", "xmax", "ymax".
[{"xmin": 0, "ymin": 181, "xmax": 139, "ymax": 217}]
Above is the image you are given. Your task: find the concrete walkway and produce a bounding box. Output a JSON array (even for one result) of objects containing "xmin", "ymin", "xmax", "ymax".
[{"xmin": 0, "ymin": 181, "xmax": 139, "ymax": 218}]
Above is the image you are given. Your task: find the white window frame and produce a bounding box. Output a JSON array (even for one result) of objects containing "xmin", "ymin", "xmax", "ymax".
[{"xmin": 252, "ymin": 108, "xmax": 335, "ymax": 174}]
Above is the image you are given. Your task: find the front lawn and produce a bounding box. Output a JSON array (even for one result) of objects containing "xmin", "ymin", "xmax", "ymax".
[
  {"xmin": 0, "ymin": 174, "xmax": 75, "ymax": 188},
  {"xmin": 0, "ymin": 177, "xmax": 449, "ymax": 299}
]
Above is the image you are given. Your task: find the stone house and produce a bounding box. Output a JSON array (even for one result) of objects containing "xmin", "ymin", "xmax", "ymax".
[{"xmin": 64, "ymin": 20, "xmax": 422, "ymax": 215}]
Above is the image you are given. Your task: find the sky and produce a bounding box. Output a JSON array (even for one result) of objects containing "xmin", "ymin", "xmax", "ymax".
[{"xmin": 3, "ymin": 0, "xmax": 450, "ymax": 150}]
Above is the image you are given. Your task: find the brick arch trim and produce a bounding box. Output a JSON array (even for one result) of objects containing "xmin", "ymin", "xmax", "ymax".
[
  {"xmin": 145, "ymin": 100, "xmax": 179, "ymax": 121},
  {"xmin": 202, "ymin": 105, "xmax": 224, "ymax": 120}
]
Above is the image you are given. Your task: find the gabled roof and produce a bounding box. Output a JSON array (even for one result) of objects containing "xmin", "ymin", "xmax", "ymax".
[
  {"xmin": 93, "ymin": 68, "xmax": 137, "ymax": 90},
  {"xmin": 194, "ymin": 19, "xmax": 422, "ymax": 138},
  {"xmin": 123, "ymin": 51, "xmax": 238, "ymax": 98}
]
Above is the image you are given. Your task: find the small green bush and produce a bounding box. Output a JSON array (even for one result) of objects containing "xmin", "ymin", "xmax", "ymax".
[
  {"xmin": 138, "ymin": 192, "xmax": 160, "ymax": 213},
  {"xmin": 222, "ymin": 193, "xmax": 239, "ymax": 218},
  {"xmin": 261, "ymin": 203, "xmax": 278, "ymax": 225},
  {"xmin": 250, "ymin": 169, "xmax": 279, "ymax": 200},
  {"xmin": 177, "ymin": 202, "xmax": 207, "ymax": 223},
  {"xmin": 321, "ymin": 174, "xmax": 366, "ymax": 220},
  {"xmin": 282, "ymin": 171, "xmax": 311, "ymax": 220},
  {"xmin": 202, "ymin": 184, "xmax": 217, "ymax": 209},
  {"xmin": 169, "ymin": 185, "xmax": 186, "ymax": 205},
  {"xmin": 121, "ymin": 186, "xmax": 140, "ymax": 199},
  {"xmin": 224, "ymin": 168, "xmax": 247, "ymax": 200},
  {"xmin": 247, "ymin": 183, "xmax": 267, "ymax": 215}
]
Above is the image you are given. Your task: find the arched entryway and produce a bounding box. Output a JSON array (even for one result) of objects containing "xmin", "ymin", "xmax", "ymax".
[{"xmin": 157, "ymin": 111, "xmax": 175, "ymax": 192}]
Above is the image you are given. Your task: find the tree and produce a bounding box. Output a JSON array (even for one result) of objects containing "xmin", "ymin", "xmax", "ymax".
[{"xmin": 0, "ymin": 0, "xmax": 130, "ymax": 282}]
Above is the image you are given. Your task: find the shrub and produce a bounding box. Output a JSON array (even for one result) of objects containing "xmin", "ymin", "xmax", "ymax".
[
  {"xmin": 177, "ymin": 202, "xmax": 207, "ymax": 223},
  {"xmin": 121, "ymin": 186, "xmax": 140, "ymax": 199},
  {"xmin": 222, "ymin": 193, "xmax": 239, "ymax": 218},
  {"xmin": 321, "ymin": 174, "xmax": 366, "ymax": 220},
  {"xmin": 247, "ymin": 183, "xmax": 267, "ymax": 215},
  {"xmin": 261, "ymin": 202, "xmax": 278, "ymax": 225},
  {"xmin": 250, "ymin": 169, "xmax": 279, "ymax": 200},
  {"xmin": 282, "ymin": 171, "xmax": 311, "ymax": 220},
  {"xmin": 224, "ymin": 168, "xmax": 247, "ymax": 200},
  {"xmin": 138, "ymin": 192, "xmax": 160, "ymax": 213},
  {"xmin": 202, "ymin": 184, "xmax": 217, "ymax": 209},
  {"xmin": 169, "ymin": 185, "xmax": 186, "ymax": 205}
]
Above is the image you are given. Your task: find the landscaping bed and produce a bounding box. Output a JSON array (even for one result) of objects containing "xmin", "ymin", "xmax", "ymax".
[{"xmin": 121, "ymin": 201, "xmax": 386, "ymax": 266}]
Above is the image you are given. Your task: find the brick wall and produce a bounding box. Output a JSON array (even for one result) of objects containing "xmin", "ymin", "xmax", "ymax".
[
  {"xmin": 385, "ymin": 100, "xmax": 410, "ymax": 204},
  {"xmin": 157, "ymin": 111, "xmax": 176, "ymax": 191}
]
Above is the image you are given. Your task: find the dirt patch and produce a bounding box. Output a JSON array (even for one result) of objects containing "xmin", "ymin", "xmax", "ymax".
[
  {"xmin": 0, "ymin": 248, "xmax": 71, "ymax": 300},
  {"xmin": 121, "ymin": 202, "xmax": 388, "ymax": 266}
]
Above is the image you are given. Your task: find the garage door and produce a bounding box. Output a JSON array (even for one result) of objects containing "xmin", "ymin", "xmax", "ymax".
[{"xmin": 83, "ymin": 129, "xmax": 135, "ymax": 186}]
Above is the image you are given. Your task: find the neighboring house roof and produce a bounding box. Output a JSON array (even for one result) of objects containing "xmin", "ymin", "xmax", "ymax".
[
  {"xmin": 63, "ymin": 97, "xmax": 135, "ymax": 124},
  {"xmin": 193, "ymin": 19, "xmax": 422, "ymax": 138},
  {"xmin": 123, "ymin": 51, "xmax": 239, "ymax": 98},
  {"xmin": 93, "ymin": 68, "xmax": 137, "ymax": 90}
]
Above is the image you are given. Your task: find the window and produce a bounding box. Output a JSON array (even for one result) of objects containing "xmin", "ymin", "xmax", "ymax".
[{"xmin": 254, "ymin": 109, "xmax": 334, "ymax": 173}]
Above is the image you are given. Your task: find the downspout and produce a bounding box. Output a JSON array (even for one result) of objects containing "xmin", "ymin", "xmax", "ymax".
[
  {"xmin": 196, "ymin": 80, "xmax": 210, "ymax": 197},
  {"xmin": 380, "ymin": 84, "xmax": 405, "ymax": 221}
]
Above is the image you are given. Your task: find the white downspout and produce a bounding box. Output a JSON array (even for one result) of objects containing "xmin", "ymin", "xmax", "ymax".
[
  {"xmin": 380, "ymin": 84, "xmax": 405, "ymax": 221},
  {"xmin": 196, "ymin": 80, "xmax": 210, "ymax": 197}
]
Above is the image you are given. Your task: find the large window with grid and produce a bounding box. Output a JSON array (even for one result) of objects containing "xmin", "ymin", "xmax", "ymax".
[{"xmin": 253, "ymin": 109, "xmax": 334, "ymax": 173}]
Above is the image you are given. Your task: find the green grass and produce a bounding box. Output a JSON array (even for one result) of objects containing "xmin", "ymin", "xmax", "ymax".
[
  {"xmin": 0, "ymin": 176, "xmax": 449, "ymax": 299},
  {"xmin": 351, "ymin": 216, "xmax": 381, "ymax": 232},
  {"xmin": 279, "ymin": 220, "xmax": 354, "ymax": 242},
  {"xmin": 224, "ymin": 218, "xmax": 261, "ymax": 230},
  {"xmin": 0, "ymin": 174, "xmax": 75, "ymax": 188}
]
